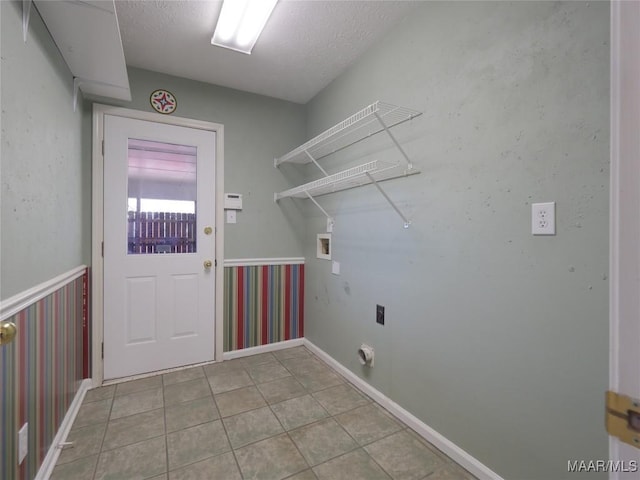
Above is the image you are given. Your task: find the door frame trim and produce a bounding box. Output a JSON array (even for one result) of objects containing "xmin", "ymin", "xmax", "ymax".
[
  {"xmin": 609, "ymin": 0, "xmax": 640, "ymax": 473},
  {"xmin": 91, "ymin": 104, "xmax": 225, "ymax": 386}
]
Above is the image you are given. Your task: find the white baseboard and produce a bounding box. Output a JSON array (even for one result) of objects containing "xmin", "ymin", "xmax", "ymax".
[
  {"xmin": 223, "ymin": 338, "xmax": 305, "ymax": 360},
  {"xmin": 36, "ymin": 379, "xmax": 93, "ymax": 480},
  {"xmin": 303, "ymin": 339, "xmax": 503, "ymax": 480}
]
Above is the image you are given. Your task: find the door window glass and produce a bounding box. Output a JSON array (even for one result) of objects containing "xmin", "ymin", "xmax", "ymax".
[{"xmin": 127, "ymin": 138, "xmax": 197, "ymax": 254}]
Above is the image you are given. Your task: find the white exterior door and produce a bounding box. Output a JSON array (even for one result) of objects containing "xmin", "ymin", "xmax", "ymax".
[
  {"xmin": 610, "ymin": 1, "xmax": 640, "ymax": 477},
  {"xmin": 103, "ymin": 115, "xmax": 216, "ymax": 379}
]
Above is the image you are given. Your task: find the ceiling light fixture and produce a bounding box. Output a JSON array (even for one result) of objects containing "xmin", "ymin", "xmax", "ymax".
[{"xmin": 212, "ymin": 0, "xmax": 278, "ymax": 54}]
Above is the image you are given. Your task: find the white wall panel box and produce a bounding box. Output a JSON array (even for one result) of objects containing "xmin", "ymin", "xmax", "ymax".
[{"xmin": 224, "ymin": 193, "xmax": 243, "ymax": 210}]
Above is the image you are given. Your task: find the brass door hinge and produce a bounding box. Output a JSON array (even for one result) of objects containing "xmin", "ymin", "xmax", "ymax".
[{"xmin": 606, "ymin": 390, "xmax": 640, "ymax": 448}]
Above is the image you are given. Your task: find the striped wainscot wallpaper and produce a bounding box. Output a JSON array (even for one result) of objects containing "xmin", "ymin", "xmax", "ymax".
[
  {"xmin": 0, "ymin": 268, "xmax": 88, "ymax": 480},
  {"xmin": 224, "ymin": 262, "xmax": 304, "ymax": 351}
]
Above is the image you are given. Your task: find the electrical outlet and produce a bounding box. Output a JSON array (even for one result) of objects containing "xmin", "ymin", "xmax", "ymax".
[
  {"xmin": 376, "ymin": 304, "xmax": 385, "ymax": 325},
  {"xmin": 331, "ymin": 261, "xmax": 340, "ymax": 275},
  {"xmin": 531, "ymin": 202, "xmax": 556, "ymax": 235},
  {"xmin": 18, "ymin": 423, "xmax": 28, "ymax": 464}
]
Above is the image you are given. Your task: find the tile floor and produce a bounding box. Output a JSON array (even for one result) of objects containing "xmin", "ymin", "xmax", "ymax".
[{"xmin": 51, "ymin": 346, "xmax": 476, "ymax": 480}]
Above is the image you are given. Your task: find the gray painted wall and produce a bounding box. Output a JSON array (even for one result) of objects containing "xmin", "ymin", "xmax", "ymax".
[
  {"xmin": 1, "ymin": 1, "xmax": 89, "ymax": 300},
  {"xmin": 302, "ymin": 2, "xmax": 609, "ymax": 478},
  {"xmin": 91, "ymin": 67, "xmax": 307, "ymax": 260}
]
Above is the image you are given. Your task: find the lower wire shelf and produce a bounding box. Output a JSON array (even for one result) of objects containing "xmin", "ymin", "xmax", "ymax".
[{"xmin": 274, "ymin": 160, "xmax": 420, "ymax": 201}]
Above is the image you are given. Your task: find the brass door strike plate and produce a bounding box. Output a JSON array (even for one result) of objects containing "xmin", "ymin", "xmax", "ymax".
[{"xmin": 606, "ymin": 390, "xmax": 640, "ymax": 448}]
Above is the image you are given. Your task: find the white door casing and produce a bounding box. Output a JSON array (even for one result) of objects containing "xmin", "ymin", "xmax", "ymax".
[
  {"xmin": 103, "ymin": 115, "xmax": 215, "ymax": 379},
  {"xmin": 92, "ymin": 106, "xmax": 225, "ymax": 384},
  {"xmin": 609, "ymin": 1, "xmax": 640, "ymax": 477}
]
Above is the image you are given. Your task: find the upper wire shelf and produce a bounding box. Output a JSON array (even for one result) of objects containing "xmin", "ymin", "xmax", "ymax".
[
  {"xmin": 274, "ymin": 160, "xmax": 419, "ymax": 200},
  {"xmin": 274, "ymin": 101, "xmax": 422, "ymax": 167}
]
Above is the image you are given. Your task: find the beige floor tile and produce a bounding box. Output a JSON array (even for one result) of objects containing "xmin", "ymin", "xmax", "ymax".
[
  {"xmin": 313, "ymin": 449, "xmax": 391, "ymax": 480},
  {"xmin": 102, "ymin": 408, "xmax": 165, "ymax": 451},
  {"xmin": 169, "ymin": 451, "xmax": 241, "ymax": 480},
  {"xmin": 223, "ymin": 405, "xmax": 284, "ymax": 448},
  {"xmin": 286, "ymin": 469, "xmax": 318, "ymax": 480},
  {"xmin": 203, "ymin": 359, "xmax": 246, "ymax": 376},
  {"xmin": 273, "ymin": 346, "xmax": 312, "ymax": 361},
  {"xmin": 73, "ymin": 398, "xmax": 112, "ymax": 428},
  {"xmin": 295, "ymin": 369, "xmax": 344, "ymax": 392},
  {"xmin": 94, "ymin": 436, "xmax": 167, "ymax": 480},
  {"xmin": 50, "ymin": 454, "xmax": 98, "ymax": 480},
  {"xmin": 84, "ymin": 385, "xmax": 115, "ymax": 404},
  {"xmin": 166, "ymin": 420, "xmax": 231, "ymax": 471},
  {"xmin": 271, "ymin": 394, "xmax": 329, "ymax": 431},
  {"xmin": 282, "ymin": 357, "xmax": 331, "ymax": 377},
  {"xmin": 257, "ymin": 376, "xmax": 307, "ymax": 404},
  {"xmin": 165, "ymin": 395, "xmax": 219, "ymax": 433},
  {"xmin": 56, "ymin": 423, "xmax": 105, "ymax": 465},
  {"xmin": 335, "ymin": 404, "xmax": 404, "ymax": 445},
  {"xmin": 241, "ymin": 352, "xmax": 279, "ymax": 367},
  {"xmin": 215, "ymin": 385, "xmax": 267, "ymax": 417},
  {"xmin": 289, "ymin": 418, "xmax": 358, "ymax": 466},
  {"xmin": 110, "ymin": 386, "xmax": 164, "ymax": 420},
  {"xmin": 164, "ymin": 377, "xmax": 212, "ymax": 406},
  {"xmin": 364, "ymin": 430, "xmax": 444, "ymax": 480},
  {"xmin": 247, "ymin": 361, "xmax": 292, "ymax": 383},
  {"xmin": 312, "ymin": 384, "xmax": 369, "ymax": 415},
  {"xmin": 207, "ymin": 369, "xmax": 254, "ymax": 394},
  {"xmin": 235, "ymin": 433, "xmax": 308, "ymax": 480},
  {"xmin": 426, "ymin": 464, "xmax": 476, "ymax": 480},
  {"xmin": 115, "ymin": 375, "xmax": 163, "ymax": 396},
  {"xmin": 163, "ymin": 366, "xmax": 205, "ymax": 386},
  {"xmin": 55, "ymin": 350, "xmax": 474, "ymax": 480}
]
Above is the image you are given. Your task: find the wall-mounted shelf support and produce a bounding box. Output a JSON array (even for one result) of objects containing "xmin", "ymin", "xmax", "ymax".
[
  {"xmin": 73, "ymin": 77, "xmax": 82, "ymax": 112},
  {"xmin": 365, "ymin": 172, "xmax": 411, "ymax": 228},
  {"xmin": 305, "ymin": 191, "xmax": 334, "ymax": 226},
  {"xmin": 305, "ymin": 150, "xmax": 329, "ymax": 177},
  {"xmin": 23, "ymin": 0, "xmax": 33, "ymax": 42},
  {"xmin": 373, "ymin": 111, "xmax": 413, "ymax": 169}
]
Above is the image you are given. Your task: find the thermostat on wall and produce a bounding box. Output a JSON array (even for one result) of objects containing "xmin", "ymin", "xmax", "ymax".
[{"xmin": 224, "ymin": 193, "xmax": 243, "ymax": 210}]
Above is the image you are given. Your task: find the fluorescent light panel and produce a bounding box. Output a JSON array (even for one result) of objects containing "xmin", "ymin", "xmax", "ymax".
[{"xmin": 212, "ymin": 0, "xmax": 278, "ymax": 54}]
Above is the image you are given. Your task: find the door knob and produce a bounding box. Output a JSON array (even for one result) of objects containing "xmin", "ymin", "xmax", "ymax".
[
  {"xmin": 204, "ymin": 260, "xmax": 213, "ymax": 269},
  {"xmin": 0, "ymin": 321, "xmax": 17, "ymax": 346}
]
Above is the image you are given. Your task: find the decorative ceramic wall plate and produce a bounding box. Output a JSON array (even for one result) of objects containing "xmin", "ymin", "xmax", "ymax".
[{"xmin": 150, "ymin": 89, "xmax": 177, "ymax": 114}]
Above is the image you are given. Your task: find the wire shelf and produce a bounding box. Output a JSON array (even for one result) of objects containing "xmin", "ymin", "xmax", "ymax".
[
  {"xmin": 275, "ymin": 160, "xmax": 420, "ymax": 200},
  {"xmin": 274, "ymin": 101, "xmax": 422, "ymax": 166}
]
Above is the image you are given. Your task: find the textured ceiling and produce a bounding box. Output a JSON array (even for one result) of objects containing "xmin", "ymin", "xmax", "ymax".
[{"xmin": 115, "ymin": 1, "xmax": 419, "ymax": 104}]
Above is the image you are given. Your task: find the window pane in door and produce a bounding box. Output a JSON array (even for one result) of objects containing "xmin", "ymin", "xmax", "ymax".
[{"xmin": 127, "ymin": 138, "xmax": 197, "ymax": 254}]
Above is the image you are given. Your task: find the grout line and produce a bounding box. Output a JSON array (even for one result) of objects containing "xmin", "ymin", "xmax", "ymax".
[
  {"xmin": 205, "ymin": 365, "xmax": 245, "ymax": 479},
  {"xmin": 91, "ymin": 393, "xmax": 115, "ymax": 480}
]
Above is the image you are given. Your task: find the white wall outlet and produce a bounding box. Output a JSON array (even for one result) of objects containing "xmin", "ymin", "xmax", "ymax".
[
  {"xmin": 332, "ymin": 261, "xmax": 340, "ymax": 275},
  {"xmin": 18, "ymin": 423, "xmax": 28, "ymax": 464},
  {"xmin": 531, "ymin": 202, "xmax": 556, "ymax": 235}
]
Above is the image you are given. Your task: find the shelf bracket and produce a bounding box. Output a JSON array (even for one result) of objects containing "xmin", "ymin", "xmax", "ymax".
[
  {"xmin": 73, "ymin": 77, "xmax": 83, "ymax": 112},
  {"xmin": 365, "ymin": 172, "xmax": 411, "ymax": 228},
  {"xmin": 304, "ymin": 150, "xmax": 329, "ymax": 177},
  {"xmin": 304, "ymin": 191, "xmax": 334, "ymax": 228},
  {"xmin": 373, "ymin": 111, "xmax": 413, "ymax": 170},
  {"xmin": 23, "ymin": 0, "xmax": 32, "ymax": 43}
]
